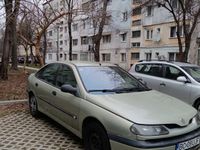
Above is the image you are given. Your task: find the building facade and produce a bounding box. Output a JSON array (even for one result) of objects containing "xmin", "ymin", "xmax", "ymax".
[
  {"xmin": 131, "ymin": 0, "xmax": 200, "ymax": 66},
  {"xmin": 45, "ymin": 0, "xmax": 132, "ymax": 70}
]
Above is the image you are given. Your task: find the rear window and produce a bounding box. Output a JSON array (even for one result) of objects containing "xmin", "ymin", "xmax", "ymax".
[{"xmin": 135, "ymin": 64, "xmax": 163, "ymax": 77}]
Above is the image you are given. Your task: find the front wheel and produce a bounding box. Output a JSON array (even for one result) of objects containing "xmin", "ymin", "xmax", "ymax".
[
  {"xmin": 29, "ymin": 94, "xmax": 40, "ymax": 117},
  {"xmin": 83, "ymin": 122, "xmax": 111, "ymax": 150}
]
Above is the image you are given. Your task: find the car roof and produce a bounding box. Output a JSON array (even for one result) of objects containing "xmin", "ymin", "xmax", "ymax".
[
  {"xmin": 136, "ymin": 60, "xmax": 199, "ymax": 67},
  {"xmin": 49, "ymin": 61, "xmax": 116, "ymax": 67}
]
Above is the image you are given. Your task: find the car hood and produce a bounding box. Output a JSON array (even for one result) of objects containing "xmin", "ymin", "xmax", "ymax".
[{"xmin": 86, "ymin": 90, "xmax": 197, "ymax": 126}]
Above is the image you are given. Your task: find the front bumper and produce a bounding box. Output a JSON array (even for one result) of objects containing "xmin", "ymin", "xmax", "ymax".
[{"xmin": 109, "ymin": 127, "xmax": 200, "ymax": 150}]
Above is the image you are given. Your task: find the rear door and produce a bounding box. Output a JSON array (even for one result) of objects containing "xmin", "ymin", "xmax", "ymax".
[
  {"xmin": 159, "ymin": 65, "xmax": 191, "ymax": 101},
  {"xmin": 34, "ymin": 63, "xmax": 60, "ymax": 113},
  {"xmin": 134, "ymin": 63, "xmax": 163, "ymax": 91}
]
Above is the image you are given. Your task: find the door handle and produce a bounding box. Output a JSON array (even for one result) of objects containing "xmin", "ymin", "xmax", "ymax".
[
  {"xmin": 160, "ymin": 83, "xmax": 166, "ymax": 86},
  {"xmin": 35, "ymin": 83, "xmax": 38, "ymax": 87},
  {"xmin": 52, "ymin": 91, "xmax": 57, "ymax": 96}
]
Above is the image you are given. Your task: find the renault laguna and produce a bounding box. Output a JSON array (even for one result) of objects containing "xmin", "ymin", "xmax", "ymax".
[{"xmin": 27, "ymin": 62, "xmax": 200, "ymax": 150}]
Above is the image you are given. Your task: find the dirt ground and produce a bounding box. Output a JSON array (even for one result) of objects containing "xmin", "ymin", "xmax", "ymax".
[{"xmin": 0, "ymin": 69, "xmax": 31, "ymax": 100}]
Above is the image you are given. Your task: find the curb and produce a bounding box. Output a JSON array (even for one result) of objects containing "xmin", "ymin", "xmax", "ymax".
[{"xmin": 0, "ymin": 99, "xmax": 28, "ymax": 105}]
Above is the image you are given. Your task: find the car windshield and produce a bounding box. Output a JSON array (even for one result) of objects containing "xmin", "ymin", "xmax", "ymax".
[
  {"xmin": 181, "ymin": 66, "xmax": 200, "ymax": 82},
  {"xmin": 77, "ymin": 66, "xmax": 149, "ymax": 94}
]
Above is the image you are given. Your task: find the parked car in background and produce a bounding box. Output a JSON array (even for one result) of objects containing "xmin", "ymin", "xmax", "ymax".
[
  {"xmin": 17, "ymin": 56, "xmax": 25, "ymax": 63},
  {"xmin": 28, "ymin": 62, "xmax": 200, "ymax": 150},
  {"xmin": 129, "ymin": 60, "xmax": 200, "ymax": 110}
]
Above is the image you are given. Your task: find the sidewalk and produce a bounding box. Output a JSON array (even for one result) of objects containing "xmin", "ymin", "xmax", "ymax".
[{"xmin": 0, "ymin": 101, "xmax": 84, "ymax": 150}]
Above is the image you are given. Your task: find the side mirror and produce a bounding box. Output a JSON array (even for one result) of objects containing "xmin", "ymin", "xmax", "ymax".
[
  {"xmin": 61, "ymin": 84, "xmax": 77, "ymax": 95},
  {"xmin": 177, "ymin": 76, "xmax": 188, "ymax": 83}
]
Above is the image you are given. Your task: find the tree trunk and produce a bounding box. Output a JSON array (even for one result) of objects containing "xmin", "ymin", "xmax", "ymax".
[
  {"xmin": 35, "ymin": 41, "xmax": 44, "ymax": 67},
  {"xmin": 93, "ymin": 0, "xmax": 108, "ymax": 62},
  {"xmin": 1, "ymin": 0, "xmax": 13, "ymax": 80},
  {"xmin": 43, "ymin": 32, "xmax": 47, "ymax": 64},
  {"xmin": 68, "ymin": 8, "xmax": 73, "ymax": 61},
  {"xmin": 1, "ymin": 25, "xmax": 12, "ymax": 80},
  {"xmin": 30, "ymin": 45, "xmax": 35, "ymax": 64},
  {"xmin": 11, "ymin": 19, "xmax": 18, "ymax": 70}
]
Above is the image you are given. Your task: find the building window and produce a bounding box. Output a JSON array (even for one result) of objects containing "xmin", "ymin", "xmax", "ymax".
[
  {"xmin": 72, "ymin": 54, "xmax": 78, "ymax": 60},
  {"xmin": 131, "ymin": 53, "xmax": 140, "ymax": 60},
  {"xmin": 49, "ymin": 30, "xmax": 52, "ymax": 36},
  {"xmin": 102, "ymin": 35, "xmax": 111, "ymax": 43},
  {"xmin": 105, "ymin": 16, "xmax": 111, "ymax": 25},
  {"xmin": 132, "ymin": 7, "xmax": 141, "ymax": 16},
  {"xmin": 82, "ymin": 19, "xmax": 86, "ymax": 29},
  {"xmin": 145, "ymin": 53, "xmax": 152, "ymax": 61},
  {"xmin": 60, "ymin": 53, "xmax": 63, "ymax": 58},
  {"xmin": 170, "ymin": 26, "xmax": 183, "ymax": 38},
  {"xmin": 147, "ymin": 6, "xmax": 153, "ymax": 16},
  {"xmin": 132, "ymin": 20, "xmax": 141, "ymax": 26},
  {"xmin": 171, "ymin": 0, "xmax": 178, "ymax": 9},
  {"xmin": 168, "ymin": 52, "xmax": 178, "ymax": 61},
  {"xmin": 132, "ymin": 30, "xmax": 141, "ymax": 38},
  {"xmin": 60, "ymin": 27, "xmax": 63, "ymax": 32},
  {"xmin": 132, "ymin": 42, "xmax": 140, "ymax": 47},
  {"xmin": 81, "ymin": 36, "xmax": 89, "ymax": 45},
  {"xmin": 73, "ymin": 39, "xmax": 78, "ymax": 46},
  {"xmin": 48, "ymin": 54, "xmax": 52, "ymax": 60},
  {"xmin": 73, "ymin": 24, "xmax": 78, "ymax": 31},
  {"xmin": 60, "ymin": 40, "xmax": 63, "ymax": 45},
  {"xmin": 120, "ymin": 33, "xmax": 127, "ymax": 42},
  {"xmin": 121, "ymin": 53, "xmax": 126, "ymax": 62},
  {"xmin": 170, "ymin": 26, "xmax": 176, "ymax": 38},
  {"xmin": 122, "ymin": 11, "xmax": 128, "ymax": 22},
  {"xmin": 102, "ymin": 53, "xmax": 111, "ymax": 62},
  {"xmin": 64, "ymin": 40, "xmax": 67, "ymax": 45},
  {"xmin": 48, "ymin": 42, "xmax": 52, "ymax": 48},
  {"xmin": 80, "ymin": 53, "xmax": 88, "ymax": 61},
  {"xmin": 60, "ymin": 34, "xmax": 63, "ymax": 38},
  {"xmin": 146, "ymin": 29, "xmax": 153, "ymax": 40},
  {"xmin": 64, "ymin": 26, "xmax": 67, "ymax": 33}
]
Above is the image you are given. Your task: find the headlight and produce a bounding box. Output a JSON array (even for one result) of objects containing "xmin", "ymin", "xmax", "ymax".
[
  {"xmin": 130, "ymin": 124, "xmax": 169, "ymax": 136},
  {"xmin": 194, "ymin": 112, "xmax": 200, "ymax": 125}
]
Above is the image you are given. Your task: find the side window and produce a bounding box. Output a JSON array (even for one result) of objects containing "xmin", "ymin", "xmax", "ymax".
[
  {"xmin": 164, "ymin": 65, "xmax": 185, "ymax": 80},
  {"xmin": 36, "ymin": 64, "xmax": 59, "ymax": 85},
  {"xmin": 56, "ymin": 65, "xmax": 77, "ymax": 88},
  {"xmin": 135, "ymin": 64, "xmax": 163, "ymax": 77}
]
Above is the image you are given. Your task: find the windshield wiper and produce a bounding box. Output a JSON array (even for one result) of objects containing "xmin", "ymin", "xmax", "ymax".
[
  {"xmin": 88, "ymin": 87, "xmax": 147, "ymax": 93},
  {"xmin": 112, "ymin": 87, "xmax": 145, "ymax": 93},
  {"xmin": 88, "ymin": 89, "xmax": 117, "ymax": 93}
]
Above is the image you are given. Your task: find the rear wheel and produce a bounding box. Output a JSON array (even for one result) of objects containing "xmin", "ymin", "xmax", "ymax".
[
  {"xmin": 83, "ymin": 122, "xmax": 111, "ymax": 150},
  {"xmin": 29, "ymin": 94, "xmax": 39, "ymax": 117}
]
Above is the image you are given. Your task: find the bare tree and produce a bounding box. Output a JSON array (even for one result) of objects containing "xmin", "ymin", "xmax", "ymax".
[
  {"xmin": 142, "ymin": 0, "xmax": 200, "ymax": 62},
  {"xmin": 1, "ymin": 0, "xmax": 20, "ymax": 80},
  {"xmin": 85, "ymin": 0, "xmax": 109, "ymax": 61},
  {"xmin": 18, "ymin": 0, "xmax": 68, "ymax": 66}
]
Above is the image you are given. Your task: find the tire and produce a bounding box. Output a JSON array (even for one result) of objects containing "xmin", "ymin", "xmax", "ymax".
[
  {"xmin": 29, "ymin": 94, "xmax": 40, "ymax": 117},
  {"xmin": 83, "ymin": 122, "xmax": 111, "ymax": 150}
]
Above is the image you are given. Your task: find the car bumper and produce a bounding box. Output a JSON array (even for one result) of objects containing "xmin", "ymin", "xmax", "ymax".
[{"xmin": 109, "ymin": 127, "xmax": 200, "ymax": 150}]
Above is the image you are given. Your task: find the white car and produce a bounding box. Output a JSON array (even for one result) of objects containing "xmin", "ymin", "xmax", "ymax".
[{"xmin": 129, "ymin": 61, "xmax": 200, "ymax": 110}]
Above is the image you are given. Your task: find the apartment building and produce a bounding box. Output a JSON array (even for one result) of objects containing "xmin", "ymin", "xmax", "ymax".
[
  {"xmin": 45, "ymin": 0, "xmax": 132, "ymax": 70},
  {"xmin": 131, "ymin": 0, "xmax": 200, "ymax": 65}
]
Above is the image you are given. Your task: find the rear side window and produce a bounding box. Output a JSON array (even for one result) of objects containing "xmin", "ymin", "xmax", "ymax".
[
  {"xmin": 135, "ymin": 64, "xmax": 163, "ymax": 77},
  {"xmin": 36, "ymin": 63, "xmax": 60, "ymax": 85}
]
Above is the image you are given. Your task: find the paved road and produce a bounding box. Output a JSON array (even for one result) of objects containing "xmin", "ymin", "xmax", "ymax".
[{"xmin": 0, "ymin": 108, "xmax": 84, "ymax": 150}]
